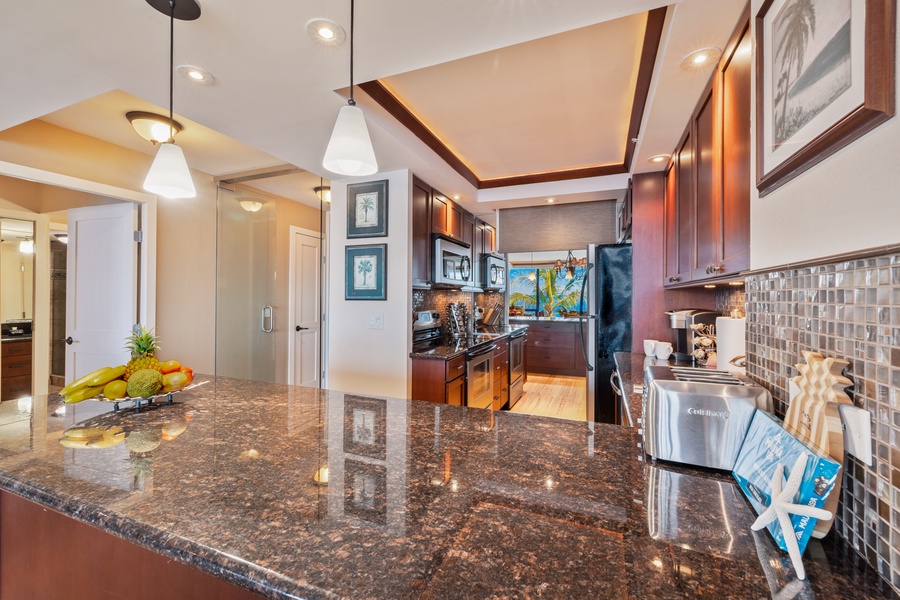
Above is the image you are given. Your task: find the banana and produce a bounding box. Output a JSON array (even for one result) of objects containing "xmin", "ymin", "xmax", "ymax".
[
  {"xmin": 62, "ymin": 426, "xmax": 108, "ymax": 440},
  {"xmin": 102, "ymin": 426, "xmax": 125, "ymax": 440},
  {"xmin": 87, "ymin": 365, "xmax": 126, "ymax": 388},
  {"xmin": 60, "ymin": 367, "xmax": 114, "ymax": 397},
  {"xmin": 87, "ymin": 433, "xmax": 125, "ymax": 448},
  {"xmin": 59, "ymin": 437, "xmax": 92, "ymax": 449},
  {"xmin": 63, "ymin": 384, "xmax": 106, "ymax": 404}
]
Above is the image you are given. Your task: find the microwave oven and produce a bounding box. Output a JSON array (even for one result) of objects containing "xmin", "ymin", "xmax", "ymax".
[
  {"xmin": 433, "ymin": 235, "xmax": 473, "ymax": 288},
  {"xmin": 482, "ymin": 253, "xmax": 506, "ymax": 291}
]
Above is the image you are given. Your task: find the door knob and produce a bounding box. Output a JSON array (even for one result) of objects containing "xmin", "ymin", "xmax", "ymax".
[
  {"xmin": 295, "ymin": 326, "xmax": 309, "ymax": 331},
  {"xmin": 62, "ymin": 336, "xmax": 73, "ymax": 345}
]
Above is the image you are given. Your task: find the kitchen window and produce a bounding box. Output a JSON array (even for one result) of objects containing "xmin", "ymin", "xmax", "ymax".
[{"xmin": 508, "ymin": 266, "xmax": 587, "ymax": 317}]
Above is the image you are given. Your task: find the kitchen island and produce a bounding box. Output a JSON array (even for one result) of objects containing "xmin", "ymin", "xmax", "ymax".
[{"xmin": 0, "ymin": 377, "xmax": 894, "ymax": 599}]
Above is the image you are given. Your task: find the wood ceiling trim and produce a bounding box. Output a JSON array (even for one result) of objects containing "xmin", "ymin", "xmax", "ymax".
[
  {"xmin": 360, "ymin": 7, "xmax": 667, "ymax": 189},
  {"xmin": 624, "ymin": 7, "xmax": 668, "ymax": 171},
  {"xmin": 358, "ymin": 80, "xmax": 480, "ymax": 188}
]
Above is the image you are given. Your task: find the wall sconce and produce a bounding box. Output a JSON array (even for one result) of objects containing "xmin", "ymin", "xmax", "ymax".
[
  {"xmin": 19, "ymin": 239, "xmax": 34, "ymax": 254},
  {"xmin": 314, "ymin": 185, "xmax": 332, "ymax": 203}
]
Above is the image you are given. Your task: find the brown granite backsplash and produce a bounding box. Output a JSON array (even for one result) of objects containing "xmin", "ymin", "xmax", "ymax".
[{"xmin": 744, "ymin": 252, "xmax": 900, "ymax": 594}]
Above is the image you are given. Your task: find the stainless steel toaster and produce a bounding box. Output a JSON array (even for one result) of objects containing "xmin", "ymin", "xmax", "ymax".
[{"xmin": 642, "ymin": 366, "xmax": 772, "ymax": 470}]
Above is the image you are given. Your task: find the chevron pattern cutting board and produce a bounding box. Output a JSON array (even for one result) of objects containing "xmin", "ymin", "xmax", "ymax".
[{"xmin": 784, "ymin": 351, "xmax": 853, "ymax": 538}]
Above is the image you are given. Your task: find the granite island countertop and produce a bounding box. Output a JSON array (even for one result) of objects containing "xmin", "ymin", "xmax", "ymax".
[{"xmin": 0, "ymin": 377, "xmax": 894, "ymax": 599}]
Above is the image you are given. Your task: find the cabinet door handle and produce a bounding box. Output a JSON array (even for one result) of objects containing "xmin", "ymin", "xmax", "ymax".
[
  {"xmin": 455, "ymin": 365, "xmax": 464, "ymax": 371},
  {"xmin": 667, "ymin": 276, "xmax": 680, "ymax": 283}
]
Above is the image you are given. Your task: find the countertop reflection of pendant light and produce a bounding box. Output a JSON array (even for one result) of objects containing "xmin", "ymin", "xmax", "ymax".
[
  {"xmin": 322, "ymin": 0, "xmax": 378, "ymax": 177},
  {"xmin": 142, "ymin": 0, "xmax": 199, "ymax": 199}
]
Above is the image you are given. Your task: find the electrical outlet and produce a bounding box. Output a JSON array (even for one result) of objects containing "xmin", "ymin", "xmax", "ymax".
[
  {"xmin": 839, "ymin": 405, "xmax": 872, "ymax": 466},
  {"xmin": 368, "ymin": 313, "xmax": 384, "ymax": 330}
]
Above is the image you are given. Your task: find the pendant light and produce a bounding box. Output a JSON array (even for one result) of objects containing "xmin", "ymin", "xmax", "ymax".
[
  {"xmin": 322, "ymin": 0, "xmax": 378, "ymax": 176},
  {"xmin": 142, "ymin": 0, "xmax": 199, "ymax": 199}
]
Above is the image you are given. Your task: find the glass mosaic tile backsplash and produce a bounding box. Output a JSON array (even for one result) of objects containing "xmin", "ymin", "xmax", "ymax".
[{"xmin": 745, "ymin": 253, "xmax": 900, "ymax": 594}]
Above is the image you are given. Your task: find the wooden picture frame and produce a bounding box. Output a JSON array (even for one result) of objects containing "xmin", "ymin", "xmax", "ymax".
[
  {"xmin": 342, "ymin": 395, "xmax": 387, "ymax": 459},
  {"xmin": 345, "ymin": 244, "xmax": 387, "ymax": 301},
  {"xmin": 346, "ymin": 179, "xmax": 388, "ymax": 238},
  {"xmin": 756, "ymin": 0, "xmax": 895, "ymax": 196}
]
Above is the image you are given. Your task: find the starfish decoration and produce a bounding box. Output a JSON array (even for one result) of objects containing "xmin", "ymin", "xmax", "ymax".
[{"xmin": 751, "ymin": 454, "xmax": 833, "ymax": 580}]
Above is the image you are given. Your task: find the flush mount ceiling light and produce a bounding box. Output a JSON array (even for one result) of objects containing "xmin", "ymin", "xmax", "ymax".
[
  {"xmin": 127, "ymin": 111, "xmax": 184, "ymax": 144},
  {"xmin": 306, "ymin": 18, "xmax": 346, "ymax": 45},
  {"xmin": 177, "ymin": 64, "xmax": 214, "ymax": 85},
  {"xmin": 239, "ymin": 198, "xmax": 263, "ymax": 212},
  {"xmin": 313, "ymin": 185, "xmax": 332, "ymax": 203},
  {"xmin": 142, "ymin": 0, "xmax": 199, "ymax": 200},
  {"xmin": 647, "ymin": 154, "xmax": 670, "ymax": 164},
  {"xmin": 322, "ymin": 0, "xmax": 378, "ymax": 177},
  {"xmin": 680, "ymin": 46, "xmax": 722, "ymax": 71}
]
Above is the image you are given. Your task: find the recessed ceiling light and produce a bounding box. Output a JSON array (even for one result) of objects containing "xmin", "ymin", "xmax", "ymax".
[
  {"xmin": 729, "ymin": 281, "xmax": 744, "ymax": 286},
  {"xmin": 680, "ymin": 47, "xmax": 721, "ymax": 71},
  {"xmin": 177, "ymin": 65, "xmax": 214, "ymax": 85},
  {"xmin": 547, "ymin": 198, "xmax": 555, "ymax": 203},
  {"xmin": 704, "ymin": 284, "xmax": 716, "ymax": 289},
  {"xmin": 452, "ymin": 195, "xmax": 461, "ymax": 201},
  {"xmin": 647, "ymin": 154, "xmax": 670, "ymax": 164},
  {"xmin": 307, "ymin": 19, "xmax": 346, "ymax": 45}
]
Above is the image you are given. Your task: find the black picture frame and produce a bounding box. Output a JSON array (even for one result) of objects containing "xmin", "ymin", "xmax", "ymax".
[
  {"xmin": 346, "ymin": 179, "xmax": 388, "ymax": 238},
  {"xmin": 342, "ymin": 395, "xmax": 387, "ymax": 460},
  {"xmin": 345, "ymin": 244, "xmax": 387, "ymax": 301}
]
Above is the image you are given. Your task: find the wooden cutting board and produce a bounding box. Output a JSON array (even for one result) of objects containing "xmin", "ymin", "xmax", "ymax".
[{"xmin": 784, "ymin": 350, "xmax": 853, "ymax": 538}]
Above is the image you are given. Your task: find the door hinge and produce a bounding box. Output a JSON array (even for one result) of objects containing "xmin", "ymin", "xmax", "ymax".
[{"xmin": 134, "ymin": 230, "xmax": 144, "ymax": 243}]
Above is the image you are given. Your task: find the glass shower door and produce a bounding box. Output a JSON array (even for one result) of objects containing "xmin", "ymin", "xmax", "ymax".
[{"xmin": 215, "ymin": 187, "xmax": 276, "ymax": 382}]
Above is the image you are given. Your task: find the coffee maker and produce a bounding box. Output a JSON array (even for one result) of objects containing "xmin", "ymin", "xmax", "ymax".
[{"xmin": 665, "ymin": 309, "xmax": 720, "ymax": 361}]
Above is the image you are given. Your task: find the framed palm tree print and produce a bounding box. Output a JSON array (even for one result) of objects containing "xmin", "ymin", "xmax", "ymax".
[
  {"xmin": 347, "ymin": 179, "xmax": 388, "ymax": 238},
  {"xmin": 756, "ymin": 0, "xmax": 895, "ymax": 196},
  {"xmin": 345, "ymin": 244, "xmax": 387, "ymax": 300}
]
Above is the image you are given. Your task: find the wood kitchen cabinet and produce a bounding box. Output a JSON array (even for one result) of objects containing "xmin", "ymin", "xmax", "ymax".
[
  {"xmin": 663, "ymin": 12, "xmax": 750, "ymax": 287},
  {"xmin": 411, "ymin": 354, "xmax": 466, "ymax": 405},
  {"xmin": 521, "ymin": 320, "xmax": 583, "ymax": 377},
  {"xmin": 1, "ymin": 340, "xmax": 32, "ymax": 401},
  {"xmin": 432, "ymin": 190, "xmax": 463, "ymax": 241},
  {"xmin": 412, "ymin": 178, "xmax": 432, "ymax": 288}
]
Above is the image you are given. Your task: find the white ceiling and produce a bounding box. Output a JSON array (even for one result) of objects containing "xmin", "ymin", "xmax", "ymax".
[{"xmin": 0, "ymin": 0, "xmax": 746, "ymax": 213}]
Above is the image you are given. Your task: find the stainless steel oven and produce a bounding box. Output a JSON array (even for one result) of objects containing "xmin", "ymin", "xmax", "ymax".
[{"xmin": 466, "ymin": 343, "xmax": 497, "ymax": 409}]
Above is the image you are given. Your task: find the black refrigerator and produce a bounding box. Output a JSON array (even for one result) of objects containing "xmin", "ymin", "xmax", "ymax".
[{"xmin": 579, "ymin": 243, "xmax": 632, "ymax": 424}]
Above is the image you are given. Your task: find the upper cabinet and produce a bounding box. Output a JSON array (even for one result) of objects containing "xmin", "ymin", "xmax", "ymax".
[
  {"xmin": 663, "ymin": 14, "xmax": 751, "ymax": 287},
  {"xmin": 412, "ymin": 176, "xmax": 495, "ymax": 290}
]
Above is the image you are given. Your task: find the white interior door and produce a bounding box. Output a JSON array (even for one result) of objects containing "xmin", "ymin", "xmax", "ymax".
[
  {"xmin": 289, "ymin": 228, "xmax": 321, "ymax": 387},
  {"xmin": 65, "ymin": 203, "xmax": 137, "ymax": 380}
]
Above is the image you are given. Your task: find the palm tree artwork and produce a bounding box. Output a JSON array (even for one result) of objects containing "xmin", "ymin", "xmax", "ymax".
[
  {"xmin": 356, "ymin": 258, "xmax": 375, "ymax": 289},
  {"xmin": 773, "ymin": 0, "xmax": 816, "ymax": 145},
  {"xmin": 356, "ymin": 193, "xmax": 377, "ymax": 227},
  {"xmin": 509, "ymin": 268, "xmax": 584, "ymax": 317}
]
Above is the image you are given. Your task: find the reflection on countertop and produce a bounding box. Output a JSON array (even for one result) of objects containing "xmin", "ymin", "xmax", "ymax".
[
  {"xmin": 509, "ymin": 315, "xmax": 582, "ymax": 322},
  {"xmin": 0, "ymin": 379, "xmax": 894, "ymax": 599}
]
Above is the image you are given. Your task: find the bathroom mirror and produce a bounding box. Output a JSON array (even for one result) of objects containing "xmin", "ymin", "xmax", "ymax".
[{"xmin": 0, "ymin": 219, "xmax": 35, "ymax": 322}]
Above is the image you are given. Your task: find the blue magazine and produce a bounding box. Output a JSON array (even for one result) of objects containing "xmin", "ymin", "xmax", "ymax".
[{"xmin": 732, "ymin": 411, "xmax": 841, "ymax": 555}]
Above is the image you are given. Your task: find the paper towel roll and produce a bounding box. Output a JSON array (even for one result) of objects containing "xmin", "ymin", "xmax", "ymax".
[{"xmin": 716, "ymin": 317, "xmax": 746, "ymax": 373}]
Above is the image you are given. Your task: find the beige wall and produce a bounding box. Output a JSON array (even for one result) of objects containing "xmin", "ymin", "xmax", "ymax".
[
  {"xmin": 0, "ymin": 240, "xmax": 34, "ymax": 321},
  {"xmin": 327, "ymin": 170, "xmax": 412, "ymax": 398},
  {"xmin": 749, "ymin": 1, "xmax": 900, "ymax": 269},
  {"xmin": 0, "ymin": 120, "xmax": 321, "ymax": 381}
]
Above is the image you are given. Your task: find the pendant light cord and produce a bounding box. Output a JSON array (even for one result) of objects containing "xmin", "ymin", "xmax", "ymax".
[
  {"xmin": 348, "ymin": 0, "xmax": 355, "ymax": 106},
  {"xmin": 168, "ymin": 0, "xmax": 176, "ymax": 141}
]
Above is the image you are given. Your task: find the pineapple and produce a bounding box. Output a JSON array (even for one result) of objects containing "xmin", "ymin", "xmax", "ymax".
[{"xmin": 124, "ymin": 326, "xmax": 160, "ymax": 381}]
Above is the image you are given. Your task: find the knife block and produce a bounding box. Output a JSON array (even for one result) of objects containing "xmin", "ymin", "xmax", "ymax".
[{"xmin": 784, "ymin": 351, "xmax": 853, "ymax": 538}]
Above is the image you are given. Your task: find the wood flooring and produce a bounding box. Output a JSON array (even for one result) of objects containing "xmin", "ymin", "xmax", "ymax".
[{"xmin": 509, "ymin": 374, "xmax": 586, "ymax": 421}]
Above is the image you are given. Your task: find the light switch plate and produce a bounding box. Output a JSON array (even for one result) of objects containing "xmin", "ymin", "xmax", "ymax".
[
  {"xmin": 368, "ymin": 312, "xmax": 384, "ymax": 330},
  {"xmin": 838, "ymin": 404, "xmax": 872, "ymax": 466}
]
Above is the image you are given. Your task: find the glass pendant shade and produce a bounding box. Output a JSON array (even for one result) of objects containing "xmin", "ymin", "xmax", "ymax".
[
  {"xmin": 143, "ymin": 142, "xmax": 196, "ymax": 199},
  {"xmin": 322, "ymin": 104, "xmax": 378, "ymax": 176}
]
